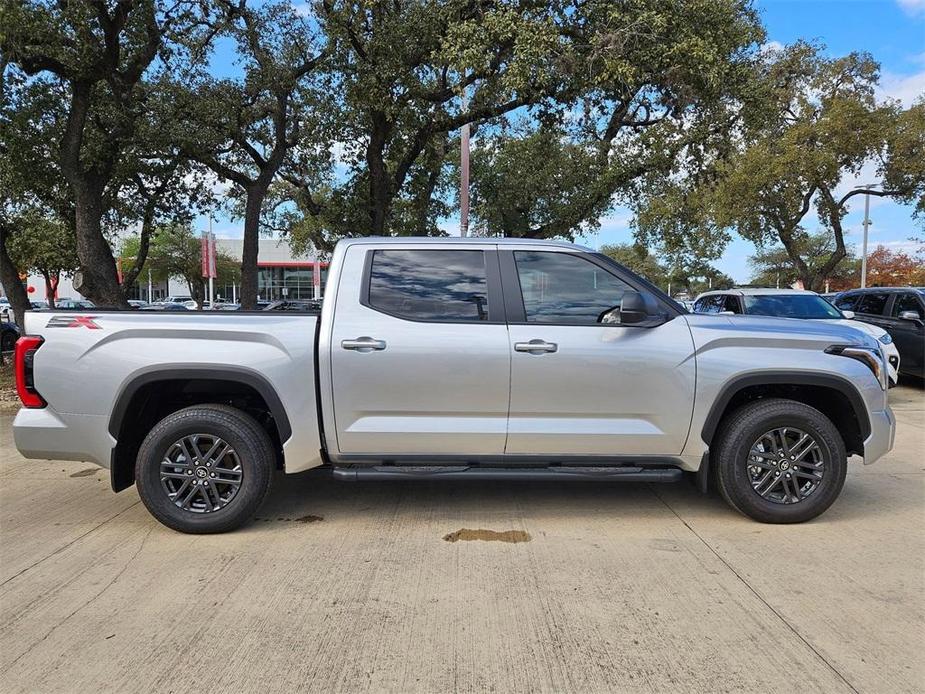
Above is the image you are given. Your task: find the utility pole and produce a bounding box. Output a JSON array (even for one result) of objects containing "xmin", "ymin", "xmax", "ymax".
[{"xmin": 459, "ymin": 86, "xmax": 470, "ymax": 237}]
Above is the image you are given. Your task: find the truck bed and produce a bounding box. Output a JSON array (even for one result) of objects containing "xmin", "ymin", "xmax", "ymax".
[{"xmin": 14, "ymin": 311, "xmax": 324, "ymax": 474}]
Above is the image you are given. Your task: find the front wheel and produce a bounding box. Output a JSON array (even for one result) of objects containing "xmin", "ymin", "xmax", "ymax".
[
  {"xmin": 713, "ymin": 398, "xmax": 847, "ymax": 523},
  {"xmin": 135, "ymin": 405, "xmax": 275, "ymax": 533}
]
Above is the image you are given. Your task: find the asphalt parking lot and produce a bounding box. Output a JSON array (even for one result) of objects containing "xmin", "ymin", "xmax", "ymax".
[{"xmin": 1, "ymin": 385, "xmax": 923, "ymax": 694}]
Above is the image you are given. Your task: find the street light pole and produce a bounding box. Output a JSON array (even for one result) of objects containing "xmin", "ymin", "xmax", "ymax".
[
  {"xmin": 860, "ymin": 190, "xmax": 871, "ymax": 289},
  {"xmin": 855, "ymin": 182, "xmax": 881, "ymax": 289}
]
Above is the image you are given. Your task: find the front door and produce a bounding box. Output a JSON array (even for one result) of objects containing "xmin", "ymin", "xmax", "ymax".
[
  {"xmin": 330, "ymin": 244, "xmax": 511, "ymax": 457},
  {"xmin": 887, "ymin": 292, "xmax": 925, "ymax": 377},
  {"xmin": 502, "ymin": 249, "xmax": 696, "ymax": 457}
]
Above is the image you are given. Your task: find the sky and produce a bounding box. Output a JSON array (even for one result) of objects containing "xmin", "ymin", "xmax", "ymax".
[{"xmin": 203, "ymin": 0, "xmax": 925, "ymax": 281}]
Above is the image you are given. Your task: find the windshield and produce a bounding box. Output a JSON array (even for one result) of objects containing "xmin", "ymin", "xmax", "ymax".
[{"xmin": 743, "ymin": 294, "xmax": 843, "ymax": 319}]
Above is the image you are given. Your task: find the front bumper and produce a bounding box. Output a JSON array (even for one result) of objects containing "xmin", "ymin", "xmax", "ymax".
[{"xmin": 863, "ymin": 406, "xmax": 895, "ymax": 465}]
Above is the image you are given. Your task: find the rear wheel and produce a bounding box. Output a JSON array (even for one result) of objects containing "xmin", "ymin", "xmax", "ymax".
[
  {"xmin": 135, "ymin": 405, "xmax": 274, "ymax": 533},
  {"xmin": 714, "ymin": 398, "xmax": 847, "ymax": 523}
]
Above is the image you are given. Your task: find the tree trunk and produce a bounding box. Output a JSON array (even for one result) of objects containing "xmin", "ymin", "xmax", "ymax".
[
  {"xmin": 72, "ymin": 187, "xmax": 128, "ymax": 307},
  {"xmin": 58, "ymin": 83, "xmax": 128, "ymax": 309},
  {"xmin": 367, "ymin": 112, "xmax": 392, "ymax": 236},
  {"xmin": 0, "ymin": 226, "xmax": 31, "ymax": 330},
  {"xmin": 185, "ymin": 277, "xmax": 206, "ymax": 309},
  {"xmin": 120, "ymin": 208, "xmax": 155, "ymax": 300},
  {"xmin": 239, "ymin": 185, "xmax": 266, "ymax": 310},
  {"xmin": 40, "ymin": 269, "xmax": 60, "ymax": 308},
  {"xmin": 811, "ymin": 189, "xmax": 848, "ymax": 292},
  {"xmin": 775, "ymin": 226, "xmax": 813, "ymax": 290}
]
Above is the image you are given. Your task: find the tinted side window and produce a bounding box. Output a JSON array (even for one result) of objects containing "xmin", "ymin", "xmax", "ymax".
[
  {"xmin": 695, "ymin": 296, "xmax": 724, "ymax": 314},
  {"xmin": 367, "ymin": 250, "xmax": 489, "ymax": 321},
  {"xmin": 833, "ymin": 293, "xmax": 858, "ymax": 311},
  {"xmin": 514, "ymin": 252, "xmax": 631, "ymax": 324},
  {"xmin": 856, "ymin": 292, "xmax": 889, "ymax": 316},
  {"xmin": 892, "ymin": 293, "xmax": 923, "ymax": 319},
  {"xmin": 722, "ymin": 295, "xmax": 742, "ymax": 314},
  {"xmin": 693, "ymin": 298, "xmax": 710, "ymax": 313}
]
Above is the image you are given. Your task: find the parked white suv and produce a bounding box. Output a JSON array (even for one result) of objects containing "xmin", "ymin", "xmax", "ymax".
[{"xmin": 693, "ymin": 288, "xmax": 900, "ymax": 386}]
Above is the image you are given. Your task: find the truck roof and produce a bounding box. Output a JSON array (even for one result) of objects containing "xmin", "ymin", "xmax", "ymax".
[{"xmin": 336, "ymin": 236, "xmax": 593, "ymax": 252}]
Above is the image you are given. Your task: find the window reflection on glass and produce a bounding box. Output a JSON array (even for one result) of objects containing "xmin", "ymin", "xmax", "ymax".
[
  {"xmin": 892, "ymin": 293, "xmax": 922, "ymax": 319},
  {"xmin": 857, "ymin": 292, "xmax": 890, "ymax": 316},
  {"xmin": 215, "ymin": 265, "xmax": 327, "ymax": 302},
  {"xmin": 368, "ymin": 250, "xmax": 489, "ymax": 321},
  {"xmin": 743, "ymin": 294, "xmax": 842, "ymax": 319},
  {"xmin": 514, "ymin": 252, "xmax": 630, "ymax": 324}
]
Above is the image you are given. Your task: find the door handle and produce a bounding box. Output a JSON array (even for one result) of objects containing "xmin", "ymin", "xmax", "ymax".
[
  {"xmin": 341, "ymin": 337, "xmax": 387, "ymax": 352},
  {"xmin": 514, "ymin": 339, "xmax": 558, "ymax": 354}
]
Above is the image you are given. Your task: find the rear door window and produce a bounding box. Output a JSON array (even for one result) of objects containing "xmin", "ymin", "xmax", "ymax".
[
  {"xmin": 366, "ymin": 249, "xmax": 490, "ymax": 321},
  {"xmin": 722, "ymin": 295, "xmax": 742, "ymax": 314},
  {"xmin": 856, "ymin": 292, "xmax": 890, "ymax": 316}
]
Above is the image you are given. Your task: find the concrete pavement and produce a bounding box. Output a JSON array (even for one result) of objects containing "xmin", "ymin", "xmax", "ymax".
[{"xmin": 1, "ymin": 385, "xmax": 923, "ymax": 693}]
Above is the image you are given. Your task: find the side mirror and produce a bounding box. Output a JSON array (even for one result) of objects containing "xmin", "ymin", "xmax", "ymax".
[
  {"xmin": 841, "ymin": 310, "xmax": 855, "ymax": 319},
  {"xmin": 898, "ymin": 310, "xmax": 922, "ymax": 322},
  {"xmin": 618, "ymin": 290, "xmax": 660, "ymax": 325}
]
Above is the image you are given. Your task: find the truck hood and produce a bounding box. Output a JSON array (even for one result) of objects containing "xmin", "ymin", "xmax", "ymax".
[
  {"xmin": 683, "ymin": 313, "xmax": 880, "ymax": 351},
  {"xmin": 817, "ymin": 318, "xmax": 888, "ymax": 339}
]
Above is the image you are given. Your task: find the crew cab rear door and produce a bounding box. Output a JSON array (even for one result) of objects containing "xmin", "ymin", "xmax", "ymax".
[
  {"xmin": 329, "ymin": 243, "xmax": 511, "ymax": 457},
  {"xmin": 501, "ymin": 249, "xmax": 696, "ymax": 456}
]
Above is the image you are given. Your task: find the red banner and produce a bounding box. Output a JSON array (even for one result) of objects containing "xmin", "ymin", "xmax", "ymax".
[{"xmin": 201, "ymin": 233, "xmax": 216, "ymax": 278}]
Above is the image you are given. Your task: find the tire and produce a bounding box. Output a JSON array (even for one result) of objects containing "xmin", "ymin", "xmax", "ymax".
[
  {"xmin": 135, "ymin": 404, "xmax": 275, "ymax": 533},
  {"xmin": 713, "ymin": 398, "xmax": 847, "ymax": 524}
]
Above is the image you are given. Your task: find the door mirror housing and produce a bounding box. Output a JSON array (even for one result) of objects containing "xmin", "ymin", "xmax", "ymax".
[
  {"xmin": 611, "ymin": 290, "xmax": 662, "ymax": 325},
  {"xmin": 841, "ymin": 310, "xmax": 855, "ymax": 319},
  {"xmin": 898, "ymin": 310, "xmax": 922, "ymax": 322}
]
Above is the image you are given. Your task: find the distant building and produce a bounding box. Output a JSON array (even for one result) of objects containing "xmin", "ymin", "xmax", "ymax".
[{"xmin": 8, "ymin": 238, "xmax": 327, "ymax": 305}]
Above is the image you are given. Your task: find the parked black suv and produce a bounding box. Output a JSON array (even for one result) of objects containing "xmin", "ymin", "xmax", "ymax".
[{"xmin": 833, "ymin": 288, "xmax": 925, "ymax": 379}]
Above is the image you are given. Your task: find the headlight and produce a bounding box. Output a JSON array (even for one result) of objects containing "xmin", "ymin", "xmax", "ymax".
[
  {"xmin": 878, "ymin": 333, "xmax": 893, "ymax": 345},
  {"xmin": 825, "ymin": 345, "xmax": 885, "ymax": 389}
]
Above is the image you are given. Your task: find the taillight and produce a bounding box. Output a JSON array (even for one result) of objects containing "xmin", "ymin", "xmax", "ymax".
[{"xmin": 14, "ymin": 336, "xmax": 45, "ymax": 408}]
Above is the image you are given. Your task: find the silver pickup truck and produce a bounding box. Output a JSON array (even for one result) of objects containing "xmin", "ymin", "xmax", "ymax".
[{"xmin": 12, "ymin": 238, "xmax": 895, "ymax": 533}]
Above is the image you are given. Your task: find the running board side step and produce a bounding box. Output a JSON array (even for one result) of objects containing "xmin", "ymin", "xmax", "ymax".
[{"xmin": 331, "ymin": 465, "xmax": 683, "ymax": 483}]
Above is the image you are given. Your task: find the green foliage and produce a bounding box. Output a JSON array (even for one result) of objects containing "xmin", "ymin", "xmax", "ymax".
[
  {"xmin": 747, "ymin": 232, "xmax": 858, "ymax": 290},
  {"xmin": 121, "ymin": 225, "xmax": 237, "ymax": 305},
  {"xmin": 600, "ymin": 242, "xmax": 733, "ymax": 296},
  {"xmin": 600, "ymin": 243, "xmax": 667, "ymax": 286},
  {"xmin": 3, "ymin": 1, "xmax": 922, "ymax": 298},
  {"xmin": 456, "ymin": 0, "xmax": 764, "ymax": 241},
  {"xmin": 633, "ymin": 42, "xmax": 925, "ymax": 290},
  {"xmin": 471, "ymin": 126, "xmax": 619, "ymax": 239},
  {"xmin": 0, "ymin": 0, "xmax": 214, "ymax": 305},
  {"xmin": 5, "ymin": 211, "xmax": 77, "ymax": 279},
  {"xmin": 883, "ymin": 98, "xmax": 925, "ymax": 223}
]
